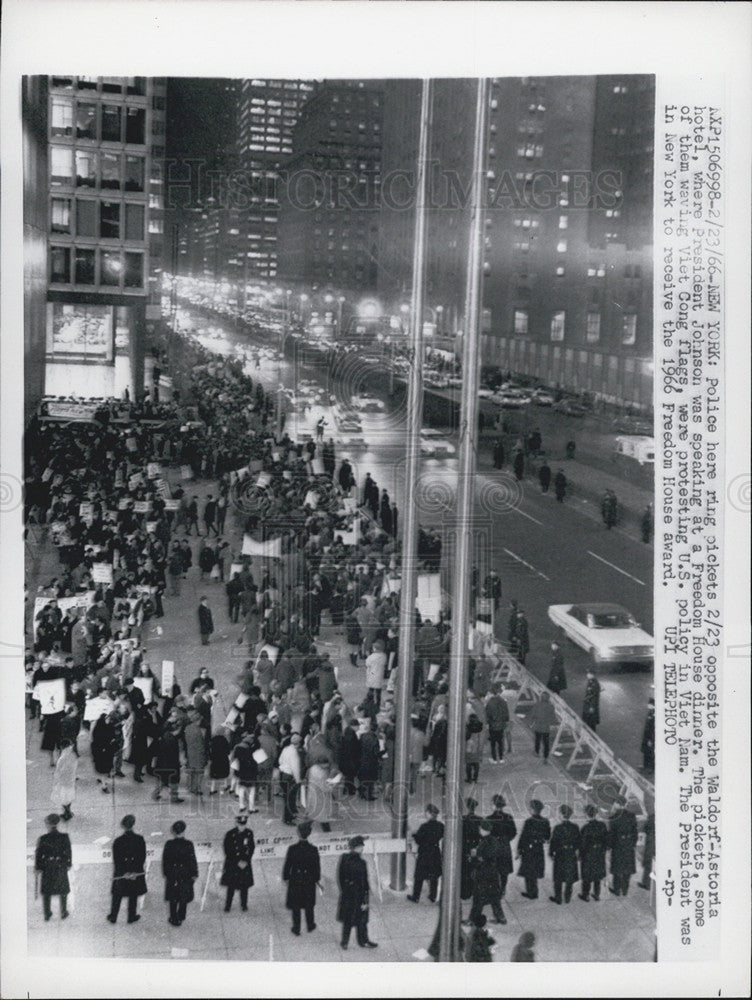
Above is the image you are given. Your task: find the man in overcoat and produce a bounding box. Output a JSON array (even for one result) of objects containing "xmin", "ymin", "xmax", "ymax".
[
  {"xmin": 546, "ymin": 642, "xmax": 567, "ymax": 695},
  {"xmin": 486, "ymin": 794, "xmax": 517, "ymax": 898},
  {"xmin": 108, "ymin": 814, "xmax": 147, "ymax": 923},
  {"xmin": 407, "ymin": 804, "xmax": 444, "ymax": 903},
  {"xmin": 582, "ymin": 671, "xmax": 601, "ymax": 731},
  {"xmin": 608, "ymin": 796, "xmax": 638, "ymax": 896},
  {"xmin": 336, "ymin": 835, "xmax": 377, "ymax": 949},
  {"xmin": 549, "ymin": 804, "xmax": 581, "ymax": 904},
  {"xmin": 35, "ymin": 813, "xmax": 72, "ymax": 921},
  {"xmin": 162, "ymin": 820, "xmax": 198, "ymax": 925},
  {"xmin": 221, "ymin": 814, "xmax": 255, "ymax": 912},
  {"xmin": 460, "ymin": 797, "xmax": 482, "ymax": 901},
  {"xmin": 197, "ymin": 595, "xmax": 214, "ymax": 645},
  {"xmin": 282, "ymin": 820, "xmax": 321, "ymax": 934},
  {"xmin": 466, "ymin": 821, "xmax": 507, "ymax": 925},
  {"xmin": 517, "ymin": 799, "xmax": 551, "ymax": 899},
  {"xmin": 578, "ymin": 804, "xmax": 609, "ymax": 901}
]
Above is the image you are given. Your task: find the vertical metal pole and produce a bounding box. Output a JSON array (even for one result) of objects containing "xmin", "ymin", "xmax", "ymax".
[
  {"xmin": 390, "ymin": 78, "xmax": 432, "ymax": 891},
  {"xmin": 438, "ymin": 77, "xmax": 489, "ymax": 962}
]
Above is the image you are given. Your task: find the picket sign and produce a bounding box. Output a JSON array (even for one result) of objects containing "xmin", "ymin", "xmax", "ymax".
[{"xmin": 490, "ymin": 646, "xmax": 654, "ymax": 816}]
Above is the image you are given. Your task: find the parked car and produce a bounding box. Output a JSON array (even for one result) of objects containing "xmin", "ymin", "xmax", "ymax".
[
  {"xmin": 420, "ymin": 428, "xmax": 457, "ymax": 457},
  {"xmin": 351, "ymin": 395, "xmax": 386, "ymax": 412},
  {"xmin": 531, "ymin": 388, "xmax": 555, "ymax": 406},
  {"xmin": 547, "ymin": 602, "xmax": 653, "ymax": 667},
  {"xmin": 553, "ymin": 399, "xmax": 588, "ymax": 417}
]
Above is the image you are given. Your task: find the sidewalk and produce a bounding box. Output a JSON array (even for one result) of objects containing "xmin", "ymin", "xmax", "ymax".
[{"xmin": 25, "ymin": 472, "xmax": 655, "ymax": 963}]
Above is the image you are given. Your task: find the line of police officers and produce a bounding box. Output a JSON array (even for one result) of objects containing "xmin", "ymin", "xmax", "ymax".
[{"xmin": 34, "ymin": 812, "xmax": 377, "ymax": 947}]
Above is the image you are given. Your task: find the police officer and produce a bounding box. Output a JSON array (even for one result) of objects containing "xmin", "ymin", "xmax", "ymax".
[
  {"xmin": 336, "ymin": 835, "xmax": 377, "ymax": 949},
  {"xmin": 517, "ymin": 799, "xmax": 551, "ymax": 899},
  {"xmin": 221, "ymin": 813, "xmax": 256, "ymax": 912},
  {"xmin": 107, "ymin": 814, "xmax": 147, "ymax": 924},
  {"xmin": 578, "ymin": 804, "xmax": 609, "ymax": 901},
  {"xmin": 35, "ymin": 813, "xmax": 72, "ymax": 921},
  {"xmin": 486, "ymin": 794, "xmax": 517, "ymax": 899},
  {"xmin": 608, "ymin": 796, "xmax": 638, "ymax": 896},
  {"xmin": 282, "ymin": 820, "xmax": 321, "ymax": 935},
  {"xmin": 407, "ymin": 804, "xmax": 444, "ymax": 904},
  {"xmin": 162, "ymin": 820, "xmax": 198, "ymax": 926},
  {"xmin": 549, "ymin": 804, "xmax": 580, "ymax": 904},
  {"xmin": 466, "ymin": 820, "xmax": 506, "ymax": 926}
]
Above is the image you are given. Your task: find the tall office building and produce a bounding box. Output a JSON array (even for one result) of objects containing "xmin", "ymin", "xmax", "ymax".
[
  {"xmin": 43, "ymin": 75, "xmax": 167, "ymax": 399},
  {"xmin": 377, "ymin": 75, "xmax": 655, "ymax": 409},
  {"xmin": 23, "ymin": 76, "xmax": 49, "ymax": 423},
  {"xmin": 277, "ymin": 80, "xmax": 383, "ymax": 293}
]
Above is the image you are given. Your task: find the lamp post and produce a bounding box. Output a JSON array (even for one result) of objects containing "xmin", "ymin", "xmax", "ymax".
[{"xmin": 338, "ymin": 296, "xmax": 346, "ymax": 341}]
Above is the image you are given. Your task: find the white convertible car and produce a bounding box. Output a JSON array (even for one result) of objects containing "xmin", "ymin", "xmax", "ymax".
[{"xmin": 547, "ymin": 602, "xmax": 653, "ymax": 667}]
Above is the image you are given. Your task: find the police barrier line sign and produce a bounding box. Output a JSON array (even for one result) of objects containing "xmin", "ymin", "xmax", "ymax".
[{"xmin": 27, "ymin": 836, "xmax": 409, "ymax": 867}]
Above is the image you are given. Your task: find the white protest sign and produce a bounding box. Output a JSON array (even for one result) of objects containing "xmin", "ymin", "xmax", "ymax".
[
  {"xmin": 132, "ymin": 676, "xmax": 154, "ymax": 704},
  {"xmin": 181, "ymin": 466, "xmax": 193, "ymax": 480},
  {"xmin": 92, "ymin": 563, "xmax": 113, "ymax": 585},
  {"xmin": 311, "ymin": 458, "xmax": 325, "ymax": 476},
  {"xmin": 164, "ymin": 499, "xmax": 179, "ymax": 511},
  {"xmin": 416, "ymin": 573, "xmax": 442, "ymax": 622},
  {"xmin": 147, "ymin": 462, "xmax": 161, "ymax": 479},
  {"xmin": 133, "ymin": 501, "xmax": 152, "ymax": 514},
  {"xmin": 35, "ymin": 678, "xmax": 66, "ymax": 715},
  {"xmin": 161, "ymin": 660, "xmax": 175, "ymax": 695},
  {"xmin": 304, "ymin": 491, "xmax": 319, "ymax": 509}
]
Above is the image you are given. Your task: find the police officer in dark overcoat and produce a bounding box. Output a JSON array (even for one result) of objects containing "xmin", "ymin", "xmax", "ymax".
[
  {"xmin": 162, "ymin": 820, "xmax": 198, "ymax": 926},
  {"xmin": 578, "ymin": 804, "xmax": 609, "ymax": 901},
  {"xmin": 549, "ymin": 804, "xmax": 580, "ymax": 904},
  {"xmin": 336, "ymin": 835, "xmax": 377, "ymax": 949},
  {"xmin": 221, "ymin": 813, "xmax": 255, "ymax": 912},
  {"xmin": 282, "ymin": 820, "xmax": 321, "ymax": 934},
  {"xmin": 608, "ymin": 796, "xmax": 638, "ymax": 896},
  {"xmin": 460, "ymin": 797, "xmax": 482, "ymax": 900},
  {"xmin": 407, "ymin": 803, "xmax": 444, "ymax": 903},
  {"xmin": 486, "ymin": 794, "xmax": 517, "ymax": 897},
  {"xmin": 466, "ymin": 821, "xmax": 506, "ymax": 926},
  {"xmin": 517, "ymin": 799, "xmax": 551, "ymax": 899},
  {"xmin": 35, "ymin": 813, "xmax": 72, "ymax": 921},
  {"xmin": 107, "ymin": 814, "xmax": 147, "ymax": 923}
]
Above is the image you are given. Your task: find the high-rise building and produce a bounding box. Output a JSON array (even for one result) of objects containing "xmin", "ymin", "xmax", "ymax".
[
  {"xmin": 377, "ymin": 75, "xmax": 655, "ymax": 409},
  {"xmin": 42, "ymin": 75, "xmax": 167, "ymax": 399},
  {"xmin": 23, "ymin": 76, "xmax": 49, "ymax": 423},
  {"xmin": 277, "ymin": 80, "xmax": 383, "ymax": 293}
]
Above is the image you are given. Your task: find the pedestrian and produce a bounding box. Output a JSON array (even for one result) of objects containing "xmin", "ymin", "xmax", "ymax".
[
  {"xmin": 168, "ymin": 545, "xmax": 183, "ymax": 596},
  {"xmin": 186, "ymin": 495, "xmax": 200, "ymax": 535},
  {"xmin": 513, "ymin": 449, "xmax": 524, "ymax": 481},
  {"xmin": 465, "ymin": 913, "xmax": 495, "ymax": 962},
  {"xmin": 465, "ymin": 709, "xmax": 483, "ymax": 784},
  {"xmin": 107, "ymin": 814, "xmax": 147, "ymax": 924},
  {"xmin": 162, "ymin": 820, "xmax": 198, "ymax": 926},
  {"xmin": 408, "ymin": 714, "xmax": 425, "ymax": 795},
  {"xmin": 305, "ymin": 752, "xmax": 336, "ymax": 833},
  {"xmin": 50, "ymin": 739, "xmax": 78, "ymax": 822},
  {"xmin": 336, "ymin": 835, "xmax": 377, "ymax": 949},
  {"xmin": 492, "ymin": 438, "xmax": 505, "ymax": 469},
  {"xmin": 365, "ymin": 638, "xmax": 387, "ymax": 710},
  {"xmin": 565, "ymin": 439, "xmax": 576, "ymax": 460},
  {"xmin": 198, "ymin": 541, "xmax": 216, "ymax": 581},
  {"xmin": 408, "ymin": 804, "xmax": 444, "ymax": 903},
  {"xmin": 554, "ymin": 469, "xmax": 567, "ymax": 502},
  {"xmin": 601, "ymin": 489, "xmax": 618, "ymax": 529},
  {"xmin": 486, "ymin": 794, "xmax": 516, "ymax": 900},
  {"xmin": 608, "ymin": 796, "xmax": 638, "ymax": 897},
  {"xmin": 549, "ymin": 804, "xmax": 580, "ymax": 904},
  {"xmin": 179, "ymin": 538, "xmax": 193, "ymax": 578},
  {"xmin": 517, "ymin": 799, "xmax": 551, "ymax": 899},
  {"xmin": 461, "ymin": 797, "xmax": 482, "ymax": 901},
  {"xmin": 427, "ymin": 703, "xmax": 448, "ymax": 777},
  {"xmin": 226, "ymin": 572, "xmax": 243, "ymax": 623},
  {"xmin": 203, "ymin": 494, "xmax": 218, "ymax": 537},
  {"xmin": 197, "ymin": 595, "xmax": 214, "ymax": 646},
  {"xmin": 221, "ymin": 813, "xmax": 255, "ymax": 912},
  {"xmin": 184, "ymin": 708, "xmax": 208, "ymax": 796},
  {"xmin": 466, "ymin": 820, "xmax": 506, "ymax": 926},
  {"xmin": 231, "ymin": 733, "xmax": 259, "ymax": 813},
  {"xmin": 637, "ymin": 812, "xmax": 655, "ymax": 890},
  {"xmin": 641, "ymin": 502, "xmax": 653, "ymax": 543},
  {"xmin": 278, "ymin": 732, "xmax": 303, "ymax": 824},
  {"xmin": 357, "ymin": 719, "xmax": 382, "ymax": 801},
  {"xmin": 538, "ymin": 461, "xmax": 551, "ymax": 493},
  {"xmin": 578, "ymin": 804, "xmax": 608, "ymax": 901},
  {"xmin": 282, "ymin": 820, "xmax": 321, "ymax": 935},
  {"xmin": 35, "ymin": 813, "xmax": 71, "ymax": 921},
  {"xmin": 530, "ymin": 691, "xmax": 557, "ymax": 761},
  {"xmin": 216, "ymin": 491, "xmax": 228, "ymax": 535},
  {"xmin": 582, "ymin": 671, "xmax": 601, "ymax": 731},
  {"xmin": 484, "ymin": 684, "xmax": 509, "ymax": 763},
  {"xmin": 546, "ymin": 641, "xmax": 567, "ymax": 695},
  {"xmin": 640, "ymin": 698, "xmax": 655, "ymax": 772},
  {"xmin": 510, "ymin": 930, "xmax": 536, "ymax": 962},
  {"xmin": 510, "ymin": 609, "xmax": 529, "ymax": 664},
  {"xmin": 338, "ymin": 718, "xmax": 361, "ymax": 797},
  {"xmin": 151, "ymin": 723, "xmax": 184, "ymax": 804}
]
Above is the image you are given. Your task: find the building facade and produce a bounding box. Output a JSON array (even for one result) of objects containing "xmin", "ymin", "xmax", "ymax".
[
  {"xmin": 377, "ymin": 76, "xmax": 655, "ymax": 409},
  {"xmin": 23, "ymin": 76, "xmax": 49, "ymax": 424},
  {"xmin": 43, "ymin": 75, "xmax": 167, "ymax": 399},
  {"xmin": 277, "ymin": 80, "xmax": 383, "ymax": 294}
]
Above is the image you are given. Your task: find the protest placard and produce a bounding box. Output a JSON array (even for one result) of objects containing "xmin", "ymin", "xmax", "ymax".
[{"xmin": 91, "ymin": 563, "xmax": 113, "ymax": 586}]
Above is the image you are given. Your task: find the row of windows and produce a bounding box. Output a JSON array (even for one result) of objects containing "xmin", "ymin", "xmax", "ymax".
[
  {"xmin": 49, "ymin": 245, "xmax": 144, "ymax": 288},
  {"xmin": 513, "ymin": 308, "xmax": 637, "ymax": 345},
  {"xmin": 51, "ymin": 98, "xmax": 146, "ymax": 145},
  {"xmin": 50, "ymin": 146, "xmax": 146, "ymax": 191},
  {"xmin": 51, "ymin": 197, "xmax": 148, "ymax": 241},
  {"xmin": 51, "ymin": 76, "xmax": 148, "ymax": 96}
]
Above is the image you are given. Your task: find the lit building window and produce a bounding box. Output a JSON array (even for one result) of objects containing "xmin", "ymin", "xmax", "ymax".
[
  {"xmin": 100, "ymin": 250, "xmax": 122, "ymax": 286},
  {"xmin": 556, "ymin": 266, "xmax": 565, "ymax": 277},
  {"xmin": 51, "ymin": 146, "xmax": 74, "ymax": 186},
  {"xmin": 622, "ymin": 313, "xmax": 637, "ymax": 345},
  {"xmin": 559, "ymin": 215, "xmax": 568, "ymax": 229},
  {"xmin": 51, "ymin": 97, "xmax": 74, "ymax": 137},
  {"xmin": 514, "ymin": 309, "xmax": 528, "ymax": 335},
  {"xmin": 76, "ymin": 102, "xmax": 97, "ymax": 140},
  {"xmin": 51, "ymin": 198, "xmax": 71, "ymax": 234},
  {"xmin": 557, "ymin": 240, "xmax": 567, "ymax": 253},
  {"xmin": 75, "ymin": 149, "xmax": 97, "ymax": 187},
  {"xmin": 49, "ymin": 246, "xmax": 71, "ymax": 283}
]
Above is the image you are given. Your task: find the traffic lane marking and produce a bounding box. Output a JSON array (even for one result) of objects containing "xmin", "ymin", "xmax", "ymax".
[
  {"xmin": 502, "ymin": 547, "xmax": 551, "ymax": 581},
  {"xmin": 510, "ymin": 504, "xmax": 544, "ymax": 526},
  {"xmin": 586, "ymin": 550, "xmax": 646, "ymax": 587}
]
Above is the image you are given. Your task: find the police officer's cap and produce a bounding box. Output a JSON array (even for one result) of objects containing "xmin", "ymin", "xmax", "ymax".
[
  {"xmin": 236, "ymin": 814, "xmax": 248, "ymax": 824},
  {"xmin": 348, "ymin": 835, "xmax": 365, "ymax": 849},
  {"xmin": 121, "ymin": 814, "xmax": 136, "ymax": 829},
  {"xmin": 297, "ymin": 821, "xmax": 313, "ymax": 839},
  {"xmin": 529, "ymin": 799, "xmax": 544, "ymax": 814},
  {"xmin": 425, "ymin": 803, "xmax": 439, "ymax": 816},
  {"xmin": 560, "ymin": 804, "xmax": 573, "ymax": 819},
  {"xmin": 172, "ymin": 820, "xmax": 187, "ymax": 835},
  {"xmin": 46, "ymin": 813, "xmax": 60, "ymax": 826}
]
